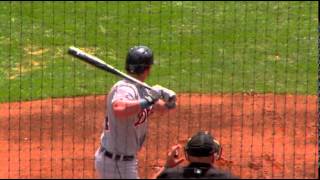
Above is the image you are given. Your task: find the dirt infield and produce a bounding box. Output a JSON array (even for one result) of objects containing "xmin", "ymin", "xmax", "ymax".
[{"xmin": 0, "ymin": 94, "xmax": 318, "ymax": 179}]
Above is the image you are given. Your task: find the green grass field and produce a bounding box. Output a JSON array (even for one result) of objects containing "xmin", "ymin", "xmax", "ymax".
[{"xmin": 0, "ymin": 1, "xmax": 318, "ymax": 103}]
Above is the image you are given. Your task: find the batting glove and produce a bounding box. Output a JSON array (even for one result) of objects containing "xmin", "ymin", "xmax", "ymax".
[
  {"xmin": 165, "ymin": 100, "xmax": 176, "ymax": 109},
  {"xmin": 140, "ymin": 89, "xmax": 161, "ymax": 109}
]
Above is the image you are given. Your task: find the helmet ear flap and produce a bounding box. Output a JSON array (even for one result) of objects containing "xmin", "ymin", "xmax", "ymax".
[
  {"xmin": 126, "ymin": 65, "xmax": 149, "ymax": 74},
  {"xmin": 126, "ymin": 65, "xmax": 135, "ymax": 74}
]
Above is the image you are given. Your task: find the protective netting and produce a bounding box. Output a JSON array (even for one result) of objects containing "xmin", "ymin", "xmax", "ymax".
[{"xmin": 0, "ymin": 1, "xmax": 318, "ymax": 179}]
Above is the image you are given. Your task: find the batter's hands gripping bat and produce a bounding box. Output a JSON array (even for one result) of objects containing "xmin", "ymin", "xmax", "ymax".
[{"xmin": 67, "ymin": 46, "xmax": 176, "ymax": 103}]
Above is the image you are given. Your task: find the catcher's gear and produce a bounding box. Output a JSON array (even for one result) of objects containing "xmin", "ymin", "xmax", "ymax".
[
  {"xmin": 152, "ymin": 85, "xmax": 176, "ymax": 109},
  {"xmin": 184, "ymin": 131, "xmax": 222, "ymax": 160},
  {"xmin": 126, "ymin": 45, "xmax": 154, "ymax": 74}
]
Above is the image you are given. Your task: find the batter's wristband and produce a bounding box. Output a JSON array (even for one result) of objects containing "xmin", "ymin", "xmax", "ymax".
[{"xmin": 139, "ymin": 99, "xmax": 153, "ymax": 109}]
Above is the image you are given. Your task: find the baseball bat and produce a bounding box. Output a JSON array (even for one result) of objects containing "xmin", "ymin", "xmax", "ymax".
[{"xmin": 68, "ymin": 46, "xmax": 153, "ymax": 90}]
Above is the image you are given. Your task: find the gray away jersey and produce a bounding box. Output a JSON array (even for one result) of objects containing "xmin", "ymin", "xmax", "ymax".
[{"xmin": 100, "ymin": 79, "xmax": 153, "ymax": 156}]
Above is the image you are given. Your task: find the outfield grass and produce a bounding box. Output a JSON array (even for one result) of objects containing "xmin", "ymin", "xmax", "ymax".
[{"xmin": 0, "ymin": 1, "xmax": 318, "ymax": 103}]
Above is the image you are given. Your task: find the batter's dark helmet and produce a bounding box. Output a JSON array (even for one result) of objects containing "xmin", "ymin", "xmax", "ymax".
[{"xmin": 126, "ymin": 45, "xmax": 154, "ymax": 74}]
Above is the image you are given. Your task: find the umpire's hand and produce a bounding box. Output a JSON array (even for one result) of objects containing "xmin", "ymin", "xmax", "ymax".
[{"xmin": 164, "ymin": 144, "xmax": 185, "ymax": 168}]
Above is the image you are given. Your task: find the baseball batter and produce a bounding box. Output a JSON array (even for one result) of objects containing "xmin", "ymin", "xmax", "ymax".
[{"xmin": 95, "ymin": 45, "xmax": 176, "ymax": 179}]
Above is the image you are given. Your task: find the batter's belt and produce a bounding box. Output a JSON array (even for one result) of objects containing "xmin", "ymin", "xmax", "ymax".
[{"xmin": 100, "ymin": 146, "xmax": 135, "ymax": 161}]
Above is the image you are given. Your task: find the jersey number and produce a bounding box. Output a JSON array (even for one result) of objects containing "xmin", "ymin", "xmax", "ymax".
[
  {"xmin": 105, "ymin": 109, "xmax": 152, "ymax": 129},
  {"xmin": 134, "ymin": 109, "xmax": 151, "ymax": 127}
]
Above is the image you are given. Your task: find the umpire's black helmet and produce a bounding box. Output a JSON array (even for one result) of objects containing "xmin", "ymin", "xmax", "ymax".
[
  {"xmin": 185, "ymin": 131, "xmax": 222, "ymax": 159},
  {"xmin": 126, "ymin": 45, "xmax": 154, "ymax": 74}
]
